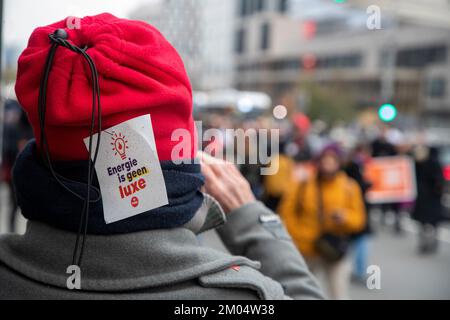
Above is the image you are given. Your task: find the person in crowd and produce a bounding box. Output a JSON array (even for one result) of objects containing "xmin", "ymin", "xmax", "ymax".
[
  {"xmin": 262, "ymin": 113, "xmax": 315, "ymax": 213},
  {"xmin": 412, "ymin": 145, "xmax": 445, "ymax": 254},
  {"xmin": 280, "ymin": 144, "xmax": 366, "ymax": 299},
  {"xmin": 0, "ymin": 14, "xmax": 324, "ymax": 300},
  {"xmin": 287, "ymin": 113, "xmax": 313, "ymax": 163},
  {"xmin": 239, "ymin": 129, "xmax": 265, "ymax": 199},
  {"xmin": 371, "ymin": 127, "xmax": 403, "ymax": 234},
  {"xmin": 262, "ymin": 138, "xmax": 295, "ymax": 212},
  {"xmin": 345, "ymin": 144, "xmax": 373, "ymax": 282},
  {"xmin": 371, "ymin": 127, "xmax": 397, "ymax": 158},
  {"xmin": 1, "ymin": 99, "xmax": 33, "ymax": 233}
]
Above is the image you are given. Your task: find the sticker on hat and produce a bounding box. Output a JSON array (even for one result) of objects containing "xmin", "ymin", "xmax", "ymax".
[{"xmin": 84, "ymin": 114, "xmax": 168, "ymax": 224}]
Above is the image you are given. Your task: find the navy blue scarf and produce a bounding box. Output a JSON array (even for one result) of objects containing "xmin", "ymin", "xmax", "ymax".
[{"xmin": 13, "ymin": 141, "xmax": 204, "ymax": 235}]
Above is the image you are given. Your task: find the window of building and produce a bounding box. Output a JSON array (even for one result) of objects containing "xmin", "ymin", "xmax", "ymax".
[
  {"xmin": 317, "ymin": 53, "xmax": 362, "ymax": 69},
  {"xmin": 239, "ymin": 0, "xmax": 268, "ymax": 16},
  {"xmin": 278, "ymin": 0, "xmax": 289, "ymax": 13},
  {"xmin": 397, "ymin": 46, "xmax": 448, "ymax": 68},
  {"xmin": 255, "ymin": 0, "xmax": 266, "ymax": 12},
  {"xmin": 261, "ymin": 23, "xmax": 271, "ymax": 51},
  {"xmin": 235, "ymin": 29, "xmax": 246, "ymax": 54},
  {"xmin": 268, "ymin": 59, "xmax": 301, "ymax": 71},
  {"xmin": 264, "ymin": 54, "xmax": 362, "ymax": 72},
  {"xmin": 340, "ymin": 54, "xmax": 362, "ymax": 67},
  {"xmin": 427, "ymin": 78, "xmax": 447, "ymax": 98},
  {"xmin": 239, "ymin": 0, "xmax": 249, "ymax": 17}
]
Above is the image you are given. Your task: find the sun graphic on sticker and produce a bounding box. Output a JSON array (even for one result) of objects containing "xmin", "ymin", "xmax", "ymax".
[{"xmin": 111, "ymin": 132, "xmax": 129, "ymax": 160}]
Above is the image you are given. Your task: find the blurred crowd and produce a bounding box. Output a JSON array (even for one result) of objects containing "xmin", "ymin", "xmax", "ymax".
[
  {"xmin": 200, "ymin": 108, "xmax": 448, "ymax": 300},
  {"xmin": 1, "ymin": 99, "xmax": 33, "ymax": 233}
]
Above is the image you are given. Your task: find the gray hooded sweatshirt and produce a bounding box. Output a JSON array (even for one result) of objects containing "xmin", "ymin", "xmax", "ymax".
[{"xmin": 0, "ymin": 201, "xmax": 324, "ymax": 300}]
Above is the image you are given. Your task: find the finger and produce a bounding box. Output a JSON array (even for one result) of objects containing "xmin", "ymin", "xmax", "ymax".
[
  {"xmin": 199, "ymin": 151, "xmax": 223, "ymax": 166},
  {"xmin": 201, "ymin": 162, "xmax": 218, "ymax": 184}
]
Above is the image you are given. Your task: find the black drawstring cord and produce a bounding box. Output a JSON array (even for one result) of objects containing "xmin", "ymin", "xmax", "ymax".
[
  {"xmin": 37, "ymin": 42, "xmax": 102, "ymax": 204},
  {"xmin": 38, "ymin": 29, "xmax": 102, "ymax": 268}
]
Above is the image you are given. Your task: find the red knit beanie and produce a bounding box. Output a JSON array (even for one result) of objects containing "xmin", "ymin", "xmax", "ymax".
[{"xmin": 15, "ymin": 13, "xmax": 196, "ymax": 162}]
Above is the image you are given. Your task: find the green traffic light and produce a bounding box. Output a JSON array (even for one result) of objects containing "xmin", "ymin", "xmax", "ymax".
[{"xmin": 379, "ymin": 104, "xmax": 398, "ymax": 122}]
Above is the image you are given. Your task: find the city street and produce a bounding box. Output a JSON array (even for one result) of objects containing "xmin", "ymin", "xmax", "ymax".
[
  {"xmin": 349, "ymin": 219, "xmax": 450, "ymax": 300},
  {"xmin": 200, "ymin": 210, "xmax": 450, "ymax": 300}
]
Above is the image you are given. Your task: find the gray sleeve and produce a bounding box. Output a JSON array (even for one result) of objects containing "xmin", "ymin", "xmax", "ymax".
[{"xmin": 216, "ymin": 201, "xmax": 325, "ymax": 300}]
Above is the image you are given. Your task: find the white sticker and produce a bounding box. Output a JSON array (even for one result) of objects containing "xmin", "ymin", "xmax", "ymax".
[{"xmin": 84, "ymin": 115, "xmax": 169, "ymax": 224}]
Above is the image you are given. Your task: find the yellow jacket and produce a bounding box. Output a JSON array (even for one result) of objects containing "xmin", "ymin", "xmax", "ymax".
[
  {"xmin": 263, "ymin": 154, "xmax": 295, "ymax": 198},
  {"xmin": 279, "ymin": 172, "xmax": 366, "ymax": 258}
]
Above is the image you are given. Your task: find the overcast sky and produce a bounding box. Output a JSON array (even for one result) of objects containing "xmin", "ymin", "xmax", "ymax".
[{"xmin": 3, "ymin": 0, "xmax": 151, "ymax": 48}]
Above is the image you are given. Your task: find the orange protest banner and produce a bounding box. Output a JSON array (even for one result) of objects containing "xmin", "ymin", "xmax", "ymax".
[{"xmin": 364, "ymin": 156, "xmax": 417, "ymax": 204}]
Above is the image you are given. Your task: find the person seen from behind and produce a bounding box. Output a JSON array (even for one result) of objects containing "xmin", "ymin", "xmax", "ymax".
[
  {"xmin": 344, "ymin": 144, "xmax": 373, "ymax": 283},
  {"xmin": 412, "ymin": 145, "xmax": 445, "ymax": 255},
  {"xmin": 0, "ymin": 13, "xmax": 324, "ymax": 300},
  {"xmin": 280, "ymin": 144, "xmax": 366, "ymax": 299}
]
